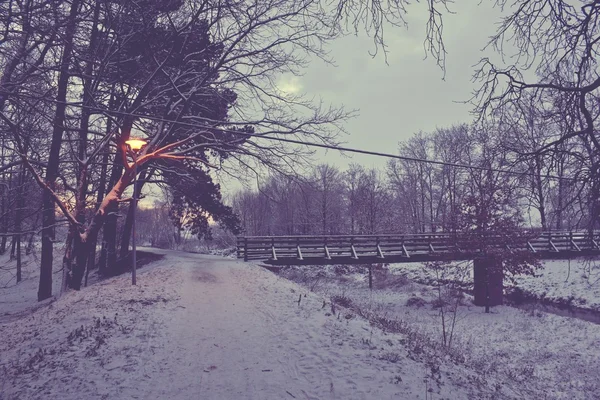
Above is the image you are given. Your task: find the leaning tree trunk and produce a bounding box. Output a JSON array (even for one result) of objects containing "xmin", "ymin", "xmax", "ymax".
[
  {"xmin": 69, "ymin": 167, "xmax": 137, "ymax": 289},
  {"xmin": 38, "ymin": 0, "xmax": 81, "ymax": 301}
]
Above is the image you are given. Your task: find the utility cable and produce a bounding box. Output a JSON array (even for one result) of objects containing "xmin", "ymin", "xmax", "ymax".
[{"xmin": 0, "ymin": 89, "xmax": 584, "ymax": 181}]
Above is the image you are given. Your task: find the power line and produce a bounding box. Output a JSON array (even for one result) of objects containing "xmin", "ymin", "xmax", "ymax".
[{"xmin": 0, "ymin": 89, "xmax": 582, "ymax": 181}]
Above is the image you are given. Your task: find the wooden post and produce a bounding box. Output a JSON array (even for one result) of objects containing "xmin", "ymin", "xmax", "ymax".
[
  {"xmin": 243, "ymin": 237, "xmax": 248, "ymax": 262},
  {"xmin": 368, "ymin": 265, "xmax": 373, "ymax": 290},
  {"xmin": 324, "ymin": 237, "xmax": 331, "ymax": 259},
  {"xmin": 350, "ymin": 236, "xmax": 358, "ymax": 259},
  {"xmin": 569, "ymin": 231, "xmax": 573, "ymax": 251}
]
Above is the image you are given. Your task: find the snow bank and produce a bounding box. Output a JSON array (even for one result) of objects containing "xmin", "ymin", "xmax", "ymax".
[{"xmin": 1, "ymin": 251, "xmax": 183, "ymax": 399}]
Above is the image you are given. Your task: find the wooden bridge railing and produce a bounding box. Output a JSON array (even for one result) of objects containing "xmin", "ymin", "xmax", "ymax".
[{"xmin": 236, "ymin": 231, "xmax": 600, "ymax": 265}]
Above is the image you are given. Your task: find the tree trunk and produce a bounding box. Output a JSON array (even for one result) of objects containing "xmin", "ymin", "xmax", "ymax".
[
  {"xmin": 99, "ymin": 203, "xmax": 119, "ymax": 275},
  {"xmin": 98, "ymin": 155, "xmax": 125, "ymax": 276},
  {"xmin": 119, "ymin": 169, "xmax": 148, "ymax": 259},
  {"xmin": 84, "ymin": 147, "xmax": 110, "ymax": 286},
  {"xmin": 98, "ymin": 129, "xmax": 127, "ymax": 276},
  {"xmin": 61, "ymin": 229, "xmax": 75, "ymax": 293},
  {"xmin": 70, "ymin": 232, "xmax": 86, "ymax": 290},
  {"xmin": 16, "ymin": 234, "xmax": 21, "ymax": 283},
  {"xmin": 69, "ymin": 1, "xmax": 101, "ymax": 290},
  {"xmin": 556, "ymin": 157, "xmax": 564, "ymax": 230},
  {"xmin": 10, "ymin": 236, "xmax": 16, "ymax": 260},
  {"xmin": 0, "ymin": 171, "xmax": 9, "ymax": 254},
  {"xmin": 420, "ymin": 172, "xmax": 426, "ymax": 233},
  {"xmin": 68, "ymin": 152, "xmax": 136, "ymax": 289},
  {"xmin": 26, "ymin": 212, "xmax": 39, "ymax": 255},
  {"xmin": 38, "ymin": 0, "xmax": 81, "ymax": 301},
  {"xmin": 13, "ymin": 165, "xmax": 25, "ymax": 282},
  {"xmin": 534, "ymin": 155, "xmax": 547, "ymax": 230}
]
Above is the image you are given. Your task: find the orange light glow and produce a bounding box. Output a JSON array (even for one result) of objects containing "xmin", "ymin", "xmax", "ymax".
[{"xmin": 125, "ymin": 138, "xmax": 147, "ymax": 151}]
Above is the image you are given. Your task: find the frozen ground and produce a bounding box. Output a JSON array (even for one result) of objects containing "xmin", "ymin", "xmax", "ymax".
[
  {"xmin": 280, "ymin": 264, "xmax": 600, "ymax": 399},
  {"xmin": 513, "ymin": 259, "xmax": 600, "ymax": 309},
  {"xmin": 390, "ymin": 258, "xmax": 600, "ymax": 310},
  {"xmin": 3, "ymin": 251, "xmax": 599, "ymax": 399},
  {"xmin": 0, "ymin": 245, "xmax": 64, "ymax": 320},
  {"xmin": 1, "ymin": 249, "xmax": 503, "ymax": 400}
]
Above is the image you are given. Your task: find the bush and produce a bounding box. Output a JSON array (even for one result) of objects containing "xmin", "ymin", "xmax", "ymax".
[
  {"xmin": 406, "ymin": 296, "xmax": 427, "ymax": 308},
  {"xmin": 375, "ymin": 274, "xmax": 410, "ymax": 290},
  {"xmin": 379, "ymin": 351, "xmax": 402, "ymax": 363},
  {"xmin": 331, "ymin": 294, "xmax": 353, "ymax": 308}
]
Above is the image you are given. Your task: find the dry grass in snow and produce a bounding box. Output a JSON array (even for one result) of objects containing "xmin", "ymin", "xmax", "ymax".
[{"xmin": 281, "ymin": 263, "xmax": 600, "ymax": 399}]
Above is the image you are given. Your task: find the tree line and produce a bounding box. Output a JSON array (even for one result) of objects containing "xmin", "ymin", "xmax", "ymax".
[
  {"xmin": 231, "ymin": 0, "xmax": 600, "ymax": 238},
  {"xmin": 232, "ymin": 121, "xmax": 590, "ymax": 237}
]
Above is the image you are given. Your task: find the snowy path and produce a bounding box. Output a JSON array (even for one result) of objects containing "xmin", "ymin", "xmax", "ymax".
[
  {"xmin": 126, "ymin": 253, "xmax": 446, "ymax": 400},
  {"xmin": 1, "ymin": 251, "xmax": 480, "ymax": 399}
]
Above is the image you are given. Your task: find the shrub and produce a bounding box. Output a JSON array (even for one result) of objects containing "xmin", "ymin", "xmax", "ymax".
[
  {"xmin": 406, "ymin": 296, "xmax": 427, "ymax": 308},
  {"xmin": 379, "ymin": 351, "xmax": 402, "ymax": 363},
  {"xmin": 331, "ymin": 294, "xmax": 353, "ymax": 308}
]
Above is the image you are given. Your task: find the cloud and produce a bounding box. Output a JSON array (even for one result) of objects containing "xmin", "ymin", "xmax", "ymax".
[{"xmin": 277, "ymin": 75, "xmax": 303, "ymax": 96}]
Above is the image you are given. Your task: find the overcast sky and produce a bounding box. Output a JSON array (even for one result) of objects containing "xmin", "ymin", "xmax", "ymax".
[
  {"xmin": 197, "ymin": 2, "xmax": 517, "ymax": 201},
  {"xmin": 271, "ymin": 1, "xmax": 506, "ymax": 172}
]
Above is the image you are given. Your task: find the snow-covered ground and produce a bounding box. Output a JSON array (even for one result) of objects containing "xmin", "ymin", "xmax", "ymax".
[
  {"xmin": 0, "ymin": 245, "xmax": 64, "ymax": 320},
  {"xmin": 513, "ymin": 259, "xmax": 600, "ymax": 309},
  {"xmin": 1, "ymin": 249, "xmax": 494, "ymax": 400},
  {"xmin": 2, "ymin": 251, "xmax": 600, "ymax": 399},
  {"xmin": 390, "ymin": 258, "xmax": 600, "ymax": 310},
  {"xmin": 281, "ymin": 264, "xmax": 600, "ymax": 399}
]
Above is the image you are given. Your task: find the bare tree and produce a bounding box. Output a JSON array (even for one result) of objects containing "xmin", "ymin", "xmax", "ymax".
[
  {"xmin": 472, "ymin": 0, "xmax": 600, "ymax": 228},
  {"xmin": 1, "ymin": 0, "xmax": 357, "ymax": 297}
]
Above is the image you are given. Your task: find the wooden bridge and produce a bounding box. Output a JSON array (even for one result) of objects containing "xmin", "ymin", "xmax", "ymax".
[{"xmin": 237, "ymin": 231, "xmax": 600, "ymax": 265}]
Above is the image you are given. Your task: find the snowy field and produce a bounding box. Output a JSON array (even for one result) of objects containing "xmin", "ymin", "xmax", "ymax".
[
  {"xmin": 1, "ymin": 251, "xmax": 600, "ymax": 399},
  {"xmin": 280, "ymin": 262, "xmax": 600, "ymax": 399},
  {"xmin": 390, "ymin": 258, "xmax": 600, "ymax": 310}
]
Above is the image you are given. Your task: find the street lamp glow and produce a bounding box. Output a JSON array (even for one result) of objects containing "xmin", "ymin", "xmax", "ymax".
[
  {"xmin": 125, "ymin": 138, "xmax": 147, "ymax": 152},
  {"xmin": 126, "ymin": 137, "xmax": 147, "ymax": 287}
]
